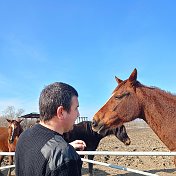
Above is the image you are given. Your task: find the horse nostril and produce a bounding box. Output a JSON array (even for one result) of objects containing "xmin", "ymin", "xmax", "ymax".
[
  {"xmin": 125, "ymin": 139, "xmax": 131, "ymax": 146},
  {"xmin": 92, "ymin": 120, "xmax": 98, "ymax": 127}
]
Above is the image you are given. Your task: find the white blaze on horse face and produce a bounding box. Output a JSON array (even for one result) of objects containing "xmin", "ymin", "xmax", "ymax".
[
  {"xmin": 104, "ymin": 92, "xmax": 115, "ymax": 105},
  {"xmin": 10, "ymin": 124, "xmax": 15, "ymax": 141}
]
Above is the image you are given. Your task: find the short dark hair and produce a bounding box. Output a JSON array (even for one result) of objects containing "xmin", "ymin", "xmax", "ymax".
[{"xmin": 39, "ymin": 82, "xmax": 78, "ymax": 121}]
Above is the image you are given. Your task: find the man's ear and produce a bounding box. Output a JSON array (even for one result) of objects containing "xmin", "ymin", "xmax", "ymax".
[{"xmin": 57, "ymin": 106, "xmax": 65, "ymax": 120}]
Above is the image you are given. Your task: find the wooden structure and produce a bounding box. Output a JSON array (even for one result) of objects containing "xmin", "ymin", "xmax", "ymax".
[
  {"xmin": 19, "ymin": 113, "xmax": 88, "ymax": 125},
  {"xmin": 18, "ymin": 113, "xmax": 40, "ymax": 128},
  {"xmin": 19, "ymin": 113, "xmax": 40, "ymax": 119}
]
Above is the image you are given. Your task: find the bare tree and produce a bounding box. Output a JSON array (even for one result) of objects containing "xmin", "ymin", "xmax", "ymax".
[
  {"xmin": 0, "ymin": 106, "xmax": 25, "ymax": 127},
  {"xmin": 1, "ymin": 106, "xmax": 25, "ymax": 119}
]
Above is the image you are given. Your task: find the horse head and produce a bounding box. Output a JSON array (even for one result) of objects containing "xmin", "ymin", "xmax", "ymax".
[
  {"xmin": 96, "ymin": 123, "xmax": 131, "ymax": 146},
  {"xmin": 6, "ymin": 119, "xmax": 23, "ymax": 144},
  {"xmin": 114, "ymin": 125, "xmax": 131, "ymax": 145},
  {"xmin": 92, "ymin": 68, "xmax": 142, "ymax": 134}
]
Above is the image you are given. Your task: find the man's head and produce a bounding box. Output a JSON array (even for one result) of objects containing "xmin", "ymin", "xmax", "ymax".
[{"xmin": 39, "ymin": 82, "xmax": 78, "ymax": 122}]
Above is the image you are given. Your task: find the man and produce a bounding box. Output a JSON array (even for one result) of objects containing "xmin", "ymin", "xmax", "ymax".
[{"xmin": 15, "ymin": 82, "xmax": 86, "ymax": 176}]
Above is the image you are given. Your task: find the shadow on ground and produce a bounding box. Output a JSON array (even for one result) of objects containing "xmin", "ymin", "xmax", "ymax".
[
  {"xmin": 0, "ymin": 168, "xmax": 15, "ymax": 176},
  {"xmin": 82, "ymin": 167, "xmax": 176, "ymax": 176}
]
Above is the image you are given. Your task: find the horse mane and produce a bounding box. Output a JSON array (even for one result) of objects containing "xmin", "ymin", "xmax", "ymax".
[
  {"xmin": 136, "ymin": 83, "xmax": 176, "ymax": 125},
  {"xmin": 139, "ymin": 84, "xmax": 176, "ymax": 101}
]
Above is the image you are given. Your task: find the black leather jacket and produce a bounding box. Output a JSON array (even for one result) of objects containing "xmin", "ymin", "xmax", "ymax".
[{"xmin": 15, "ymin": 124, "xmax": 82, "ymax": 176}]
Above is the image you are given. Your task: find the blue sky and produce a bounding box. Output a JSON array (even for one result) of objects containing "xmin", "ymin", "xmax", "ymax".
[{"xmin": 0, "ymin": 1, "xmax": 176, "ymax": 119}]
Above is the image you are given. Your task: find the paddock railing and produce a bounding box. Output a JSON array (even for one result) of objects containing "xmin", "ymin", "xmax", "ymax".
[
  {"xmin": 77, "ymin": 151, "xmax": 176, "ymax": 156},
  {"xmin": 75, "ymin": 116, "xmax": 88, "ymax": 124},
  {"xmin": 0, "ymin": 151, "xmax": 176, "ymax": 175}
]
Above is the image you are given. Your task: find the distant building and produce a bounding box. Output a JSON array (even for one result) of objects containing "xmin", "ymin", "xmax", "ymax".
[
  {"xmin": 19, "ymin": 113, "xmax": 40, "ymax": 119},
  {"xmin": 19, "ymin": 113, "xmax": 88, "ymax": 124},
  {"xmin": 75, "ymin": 116, "xmax": 88, "ymax": 124}
]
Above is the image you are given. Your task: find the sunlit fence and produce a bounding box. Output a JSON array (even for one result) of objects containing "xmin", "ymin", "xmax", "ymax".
[{"xmin": 75, "ymin": 116, "xmax": 88, "ymax": 124}]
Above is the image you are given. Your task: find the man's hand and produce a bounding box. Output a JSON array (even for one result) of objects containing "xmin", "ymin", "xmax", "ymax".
[{"xmin": 69, "ymin": 140, "xmax": 86, "ymax": 151}]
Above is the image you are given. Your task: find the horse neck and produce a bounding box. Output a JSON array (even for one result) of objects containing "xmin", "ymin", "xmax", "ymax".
[
  {"xmin": 137, "ymin": 86, "xmax": 176, "ymax": 150},
  {"xmin": 18, "ymin": 125, "xmax": 23, "ymax": 135},
  {"xmin": 0, "ymin": 127, "xmax": 8, "ymax": 135},
  {"xmin": 0, "ymin": 128, "xmax": 8, "ymax": 143},
  {"xmin": 8, "ymin": 138, "xmax": 18, "ymax": 151},
  {"xmin": 102, "ymin": 128, "xmax": 114, "ymax": 137}
]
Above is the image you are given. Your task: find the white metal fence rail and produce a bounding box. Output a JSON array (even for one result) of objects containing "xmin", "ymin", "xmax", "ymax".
[{"xmin": 77, "ymin": 151, "xmax": 176, "ymax": 156}]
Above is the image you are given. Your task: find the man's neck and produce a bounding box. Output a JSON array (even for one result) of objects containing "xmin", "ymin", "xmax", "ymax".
[{"xmin": 39, "ymin": 117, "xmax": 64, "ymax": 135}]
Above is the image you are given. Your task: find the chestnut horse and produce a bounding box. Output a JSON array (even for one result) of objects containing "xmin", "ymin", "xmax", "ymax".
[
  {"xmin": 0, "ymin": 119, "xmax": 23, "ymax": 176},
  {"xmin": 63, "ymin": 121, "xmax": 130, "ymax": 175},
  {"xmin": 92, "ymin": 68, "xmax": 176, "ymax": 166}
]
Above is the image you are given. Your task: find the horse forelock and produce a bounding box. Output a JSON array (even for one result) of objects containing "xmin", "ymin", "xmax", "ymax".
[
  {"xmin": 113, "ymin": 79, "xmax": 142, "ymax": 94},
  {"xmin": 113, "ymin": 80, "xmax": 127, "ymax": 93}
]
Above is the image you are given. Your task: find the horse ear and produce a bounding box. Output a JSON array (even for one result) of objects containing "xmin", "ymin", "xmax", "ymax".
[
  {"xmin": 115, "ymin": 76, "xmax": 123, "ymax": 84},
  {"xmin": 6, "ymin": 119, "xmax": 11, "ymax": 123},
  {"xmin": 19, "ymin": 119, "xmax": 23, "ymax": 123},
  {"xmin": 17, "ymin": 119, "xmax": 23, "ymax": 123},
  {"xmin": 129, "ymin": 68, "xmax": 137, "ymax": 82}
]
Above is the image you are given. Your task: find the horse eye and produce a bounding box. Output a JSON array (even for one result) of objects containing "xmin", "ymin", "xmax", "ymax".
[
  {"xmin": 115, "ymin": 95, "xmax": 122, "ymax": 99},
  {"xmin": 115, "ymin": 92, "xmax": 130, "ymax": 99}
]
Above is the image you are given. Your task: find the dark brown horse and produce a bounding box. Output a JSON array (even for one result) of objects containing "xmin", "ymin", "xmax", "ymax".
[
  {"xmin": 92, "ymin": 68, "xmax": 176, "ymax": 166},
  {"xmin": 63, "ymin": 121, "xmax": 130, "ymax": 175},
  {"xmin": 0, "ymin": 119, "xmax": 23, "ymax": 176}
]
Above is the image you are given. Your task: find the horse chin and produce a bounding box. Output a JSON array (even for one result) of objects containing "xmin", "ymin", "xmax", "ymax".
[
  {"xmin": 92, "ymin": 123, "xmax": 105, "ymax": 134},
  {"xmin": 97, "ymin": 125, "xmax": 108, "ymax": 135}
]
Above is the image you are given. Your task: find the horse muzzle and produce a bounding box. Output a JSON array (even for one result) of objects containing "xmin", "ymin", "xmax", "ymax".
[
  {"xmin": 124, "ymin": 138, "xmax": 131, "ymax": 146},
  {"xmin": 9, "ymin": 137, "xmax": 14, "ymax": 144},
  {"xmin": 9, "ymin": 140, "xmax": 13, "ymax": 144}
]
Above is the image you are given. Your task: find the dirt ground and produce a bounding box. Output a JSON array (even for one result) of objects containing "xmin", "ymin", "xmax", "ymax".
[
  {"xmin": 1, "ymin": 121, "xmax": 176, "ymax": 176},
  {"xmin": 81, "ymin": 121, "xmax": 176, "ymax": 176}
]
